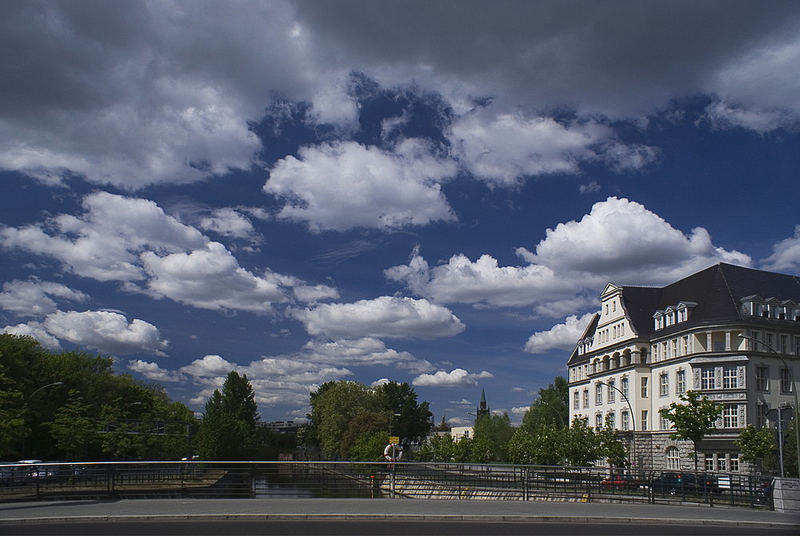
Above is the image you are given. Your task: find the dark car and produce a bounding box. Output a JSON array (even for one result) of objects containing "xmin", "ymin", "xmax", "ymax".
[{"xmin": 652, "ymin": 472, "xmax": 718, "ymax": 496}]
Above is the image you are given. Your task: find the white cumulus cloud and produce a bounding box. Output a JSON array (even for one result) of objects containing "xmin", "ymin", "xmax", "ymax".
[
  {"xmin": 43, "ymin": 310, "xmax": 168, "ymax": 355},
  {"xmin": 2, "ymin": 322, "xmax": 62, "ymax": 351},
  {"xmin": 292, "ymin": 296, "xmax": 465, "ymax": 339},
  {"xmin": 0, "ymin": 279, "xmax": 88, "ymax": 316},
  {"xmin": 524, "ymin": 312, "xmax": 598, "ymax": 354},
  {"xmin": 412, "ymin": 368, "xmax": 493, "ymax": 387}
]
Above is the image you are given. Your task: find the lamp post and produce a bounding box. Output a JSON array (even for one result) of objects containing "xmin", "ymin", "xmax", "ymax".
[
  {"xmin": 739, "ymin": 334, "xmax": 800, "ymax": 476},
  {"xmin": 23, "ymin": 382, "xmax": 64, "ymax": 458},
  {"xmin": 596, "ymin": 379, "xmax": 637, "ymax": 468}
]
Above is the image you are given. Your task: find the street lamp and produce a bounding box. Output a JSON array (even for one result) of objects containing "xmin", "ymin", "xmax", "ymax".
[
  {"xmin": 23, "ymin": 382, "xmax": 64, "ymax": 458},
  {"xmin": 596, "ymin": 379, "xmax": 637, "ymax": 468},
  {"xmin": 739, "ymin": 334, "xmax": 800, "ymax": 476}
]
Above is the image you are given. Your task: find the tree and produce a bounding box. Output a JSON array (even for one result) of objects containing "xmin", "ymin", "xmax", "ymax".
[
  {"xmin": 507, "ymin": 425, "xmax": 563, "ymax": 465},
  {"xmin": 473, "ymin": 412, "xmax": 513, "ymax": 463},
  {"xmin": 658, "ymin": 391, "xmax": 722, "ymax": 471},
  {"xmin": 735, "ymin": 424, "xmax": 776, "ymax": 474},
  {"xmin": 198, "ymin": 371, "xmax": 259, "ymax": 460},
  {"xmin": 521, "ymin": 376, "xmax": 569, "ymax": 432},
  {"xmin": 597, "ymin": 419, "xmax": 628, "ymax": 467},
  {"xmin": 563, "ymin": 418, "xmax": 602, "ymax": 466},
  {"xmin": 47, "ymin": 389, "xmax": 96, "ymax": 460}
]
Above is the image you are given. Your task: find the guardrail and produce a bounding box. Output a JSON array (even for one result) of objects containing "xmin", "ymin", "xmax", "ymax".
[{"xmin": 0, "ymin": 461, "xmax": 773, "ymax": 508}]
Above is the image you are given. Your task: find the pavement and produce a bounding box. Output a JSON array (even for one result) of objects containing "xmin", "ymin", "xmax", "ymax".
[{"xmin": 1, "ymin": 498, "xmax": 799, "ymax": 528}]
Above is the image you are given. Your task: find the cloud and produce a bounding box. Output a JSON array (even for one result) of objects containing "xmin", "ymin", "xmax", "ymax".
[
  {"xmin": 412, "ymin": 368, "xmax": 493, "ymax": 387},
  {"xmin": 0, "ymin": 279, "xmax": 88, "ymax": 316},
  {"xmin": 2, "ymin": 322, "xmax": 62, "ymax": 351},
  {"xmin": 127, "ymin": 360, "xmax": 182, "ymax": 383},
  {"xmin": 0, "ymin": 192, "xmax": 206, "ymax": 282},
  {"xmin": 761, "ymin": 225, "xmax": 800, "ymax": 273},
  {"xmin": 389, "ymin": 198, "xmax": 752, "ymax": 312},
  {"xmin": 292, "ymin": 296, "xmax": 465, "ymax": 339},
  {"xmin": 511, "ymin": 406, "xmax": 529, "ymax": 416},
  {"xmin": 141, "ymin": 242, "xmax": 288, "ymax": 313},
  {"xmin": 579, "ymin": 181, "xmax": 601, "ymax": 194},
  {"xmin": 43, "ymin": 310, "xmax": 168, "ymax": 355},
  {"xmin": 524, "ymin": 312, "xmax": 597, "ymax": 354},
  {"xmin": 265, "ymin": 139, "xmax": 457, "ymax": 231},
  {"xmin": 198, "ymin": 208, "xmax": 259, "ymax": 241},
  {"xmin": 302, "ymin": 337, "xmax": 432, "ymax": 372}
]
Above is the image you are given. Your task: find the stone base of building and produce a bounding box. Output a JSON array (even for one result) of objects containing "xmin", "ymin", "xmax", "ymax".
[{"xmin": 622, "ymin": 432, "xmax": 755, "ymax": 473}]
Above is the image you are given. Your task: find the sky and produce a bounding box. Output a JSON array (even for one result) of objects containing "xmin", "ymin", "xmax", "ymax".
[{"xmin": 2, "ymin": 1, "xmax": 800, "ymax": 426}]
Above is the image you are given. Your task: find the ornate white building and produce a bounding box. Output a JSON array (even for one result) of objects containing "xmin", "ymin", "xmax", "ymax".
[{"xmin": 567, "ymin": 263, "xmax": 800, "ymax": 472}]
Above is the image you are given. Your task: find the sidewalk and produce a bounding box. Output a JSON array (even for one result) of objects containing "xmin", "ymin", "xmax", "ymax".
[{"xmin": 1, "ymin": 498, "xmax": 798, "ymax": 528}]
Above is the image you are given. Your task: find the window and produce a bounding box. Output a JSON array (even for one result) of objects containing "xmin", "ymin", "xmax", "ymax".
[
  {"xmin": 766, "ymin": 332, "xmax": 774, "ymax": 350},
  {"xmin": 701, "ymin": 368, "xmax": 715, "ymax": 390},
  {"xmin": 607, "ymin": 411, "xmax": 615, "ymax": 429},
  {"xmin": 749, "ymin": 330, "xmax": 761, "ymax": 350},
  {"xmin": 676, "ymin": 370, "xmax": 686, "ymax": 394},
  {"xmin": 723, "ymin": 405, "xmax": 739, "ymax": 428},
  {"xmin": 595, "ymin": 413, "xmax": 603, "ymax": 429},
  {"xmin": 730, "ymin": 454, "xmax": 739, "ymax": 472},
  {"xmin": 779, "ymin": 334, "xmax": 788, "ymax": 354},
  {"xmin": 781, "ymin": 367, "xmax": 793, "ymax": 393},
  {"xmin": 723, "ymin": 366, "xmax": 738, "ymax": 389},
  {"xmin": 641, "ymin": 377, "xmax": 648, "ymax": 398},
  {"xmin": 621, "ymin": 410, "xmax": 629, "ymax": 431},
  {"xmin": 641, "ymin": 410, "xmax": 648, "ymax": 431},
  {"xmin": 621, "ymin": 377, "xmax": 629, "ymax": 399},
  {"xmin": 671, "ymin": 339, "xmax": 677, "ymax": 358},
  {"xmin": 608, "ymin": 380, "xmax": 615, "ymax": 403},
  {"xmin": 756, "ymin": 366, "xmax": 769, "ymax": 392},
  {"xmin": 660, "ymin": 413, "xmax": 671, "ymax": 430},
  {"xmin": 795, "ymin": 336, "xmax": 800, "ymax": 356},
  {"xmin": 705, "ymin": 453, "xmax": 714, "ymax": 471},
  {"xmin": 659, "ymin": 373, "xmax": 669, "ymax": 397},
  {"xmin": 583, "ymin": 389, "xmax": 589, "ymax": 408},
  {"xmin": 595, "ymin": 383, "xmax": 603, "ymax": 405},
  {"xmin": 666, "ymin": 447, "xmax": 680, "ymax": 470},
  {"xmin": 680, "ymin": 335, "xmax": 689, "ymax": 355},
  {"xmin": 573, "ymin": 391, "xmax": 580, "ymax": 410},
  {"xmin": 717, "ymin": 454, "xmax": 727, "ymax": 472}
]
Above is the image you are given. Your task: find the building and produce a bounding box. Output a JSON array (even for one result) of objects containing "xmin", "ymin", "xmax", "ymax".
[{"xmin": 567, "ymin": 263, "xmax": 800, "ymax": 472}]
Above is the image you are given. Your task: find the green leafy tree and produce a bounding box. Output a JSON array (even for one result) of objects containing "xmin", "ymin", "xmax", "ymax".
[
  {"xmin": 376, "ymin": 381, "xmax": 433, "ymax": 446},
  {"xmin": 473, "ymin": 412, "xmax": 513, "ymax": 462},
  {"xmin": 521, "ymin": 376, "xmax": 569, "ymax": 432},
  {"xmin": 597, "ymin": 419, "xmax": 628, "ymax": 467},
  {"xmin": 0, "ymin": 363, "xmax": 26, "ymax": 457},
  {"xmin": 658, "ymin": 391, "xmax": 723, "ymax": 471},
  {"xmin": 563, "ymin": 418, "xmax": 601, "ymax": 466},
  {"xmin": 783, "ymin": 418, "xmax": 798, "ymax": 478},
  {"xmin": 507, "ymin": 425, "xmax": 564, "ymax": 465},
  {"xmin": 735, "ymin": 424, "xmax": 776, "ymax": 473},
  {"xmin": 47, "ymin": 390, "xmax": 96, "ymax": 460},
  {"xmin": 417, "ymin": 433, "xmax": 456, "ymax": 462},
  {"xmin": 198, "ymin": 371, "xmax": 259, "ymax": 460}
]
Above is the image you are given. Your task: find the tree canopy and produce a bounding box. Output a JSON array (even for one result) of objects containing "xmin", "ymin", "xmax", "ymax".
[
  {"xmin": 305, "ymin": 380, "xmax": 432, "ymax": 460},
  {"xmin": 197, "ymin": 371, "xmax": 259, "ymax": 460},
  {"xmin": 658, "ymin": 390, "xmax": 722, "ymax": 471},
  {"xmin": 0, "ymin": 333, "xmax": 196, "ymax": 461},
  {"xmin": 521, "ymin": 376, "xmax": 569, "ymax": 432}
]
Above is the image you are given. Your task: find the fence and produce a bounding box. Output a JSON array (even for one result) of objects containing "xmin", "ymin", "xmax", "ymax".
[{"xmin": 0, "ymin": 461, "xmax": 774, "ymax": 508}]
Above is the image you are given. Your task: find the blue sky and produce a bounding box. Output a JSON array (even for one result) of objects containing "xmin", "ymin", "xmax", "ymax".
[{"xmin": 2, "ymin": 1, "xmax": 800, "ymax": 425}]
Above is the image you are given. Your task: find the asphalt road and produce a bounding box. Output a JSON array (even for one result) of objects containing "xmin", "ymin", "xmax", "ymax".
[{"xmin": 2, "ymin": 520, "xmax": 799, "ymax": 536}]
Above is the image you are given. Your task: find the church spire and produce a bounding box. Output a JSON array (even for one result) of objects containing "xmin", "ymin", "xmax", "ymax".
[{"xmin": 477, "ymin": 388, "xmax": 489, "ymax": 417}]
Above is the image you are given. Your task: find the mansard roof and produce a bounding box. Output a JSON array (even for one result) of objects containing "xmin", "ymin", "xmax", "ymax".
[{"xmin": 567, "ymin": 263, "xmax": 800, "ymax": 365}]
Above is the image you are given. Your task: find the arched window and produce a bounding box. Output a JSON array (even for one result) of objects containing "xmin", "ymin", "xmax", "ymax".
[{"xmin": 666, "ymin": 446, "xmax": 680, "ymax": 470}]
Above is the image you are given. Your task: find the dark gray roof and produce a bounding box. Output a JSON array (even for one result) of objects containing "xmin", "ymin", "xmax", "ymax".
[{"xmin": 567, "ymin": 263, "xmax": 800, "ymax": 365}]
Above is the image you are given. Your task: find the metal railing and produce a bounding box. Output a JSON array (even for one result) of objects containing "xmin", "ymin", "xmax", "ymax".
[{"xmin": 0, "ymin": 461, "xmax": 774, "ymax": 508}]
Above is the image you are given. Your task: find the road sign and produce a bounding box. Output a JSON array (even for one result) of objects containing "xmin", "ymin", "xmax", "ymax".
[{"xmin": 389, "ymin": 436, "xmax": 400, "ymax": 445}]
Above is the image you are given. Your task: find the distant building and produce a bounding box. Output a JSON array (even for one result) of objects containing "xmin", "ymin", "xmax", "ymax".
[
  {"xmin": 567, "ymin": 263, "xmax": 800, "ymax": 472},
  {"xmin": 450, "ymin": 426, "xmax": 473, "ymax": 440},
  {"xmin": 260, "ymin": 420, "xmax": 302, "ymax": 434}
]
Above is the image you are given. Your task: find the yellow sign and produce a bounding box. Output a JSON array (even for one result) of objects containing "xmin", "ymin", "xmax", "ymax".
[{"xmin": 389, "ymin": 436, "xmax": 400, "ymax": 445}]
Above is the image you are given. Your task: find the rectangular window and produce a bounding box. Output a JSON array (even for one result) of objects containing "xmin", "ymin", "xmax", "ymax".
[
  {"xmin": 681, "ymin": 336, "xmax": 689, "ymax": 355},
  {"xmin": 723, "ymin": 405, "xmax": 739, "ymax": 428},
  {"xmin": 730, "ymin": 454, "xmax": 739, "ymax": 472},
  {"xmin": 660, "ymin": 413, "xmax": 672, "ymax": 430},
  {"xmin": 608, "ymin": 380, "xmax": 615, "ymax": 403},
  {"xmin": 750, "ymin": 330, "xmax": 761, "ymax": 350},
  {"xmin": 676, "ymin": 370, "xmax": 686, "ymax": 394},
  {"xmin": 701, "ymin": 368, "xmax": 715, "ymax": 390},
  {"xmin": 723, "ymin": 366, "xmax": 738, "ymax": 389},
  {"xmin": 595, "ymin": 383, "xmax": 603, "ymax": 405},
  {"xmin": 662, "ymin": 342, "xmax": 668, "ymax": 359},
  {"xmin": 607, "ymin": 412, "xmax": 615, "ymax": 429},
  {"xmin": 705, "ymin": 454, "xmax": 715, "ymax": 471},
  {"xmin": 595, "ymin": 414, "xmax": 603, "ymax": 429},
  {"xmin": 573, "ymin": 391, "xmax": 580, "ymax": 410},
  {"xmin": 781, "ymin": 368, "xmax": 793, "ymax": 393},
  {"xmin": 621, "ymin": 377, "xmax": 629, "ymax": 399},
  {"xmin": 779, "ymin": 334, "xmax": 788, "ymax": 354},
  {"xmin": 621, "ymin": 410, "xmax": 629, "ymax": 431},
  {"xmin": 671, "ymin": 339, "xmax": 677, "ymax": 358},
  {"xmin": 641, "ymin": 410, "xmax": 648, "ymax": 431},
  {"xmin": 659, "ymin": 373, "xmax": 669, "ymax": 396},
  {"xmin": 583, "ymin": 389, "xmax": 589, "ymax": 408},
  {"xmin": 795, "ymin": 336, "xmax": 800, "ymax": 356},
  {"xmin": 717, "ymin": 454, "xmax": 727, "ymax": 472},
  {"xmin": 641, "ymin": 377, "xmax": 648, "ymax": 398},
  {"xmin": 756, "ymin": 366, "xmax": 769, "ymax": 392},
  {"xmin": 766, "ymin": 333, "xmax": 774, "ymax": 349}
]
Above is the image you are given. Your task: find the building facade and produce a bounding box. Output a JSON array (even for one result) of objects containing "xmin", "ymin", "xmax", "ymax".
[{"xmin": 567, "ymin": 263, "xmax": 800, "ymax": 472}]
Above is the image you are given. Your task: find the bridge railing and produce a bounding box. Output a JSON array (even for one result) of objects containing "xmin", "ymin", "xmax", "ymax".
[{"xmin": 0, "ymin": 461, "xmax": 773, "ymax": 508}]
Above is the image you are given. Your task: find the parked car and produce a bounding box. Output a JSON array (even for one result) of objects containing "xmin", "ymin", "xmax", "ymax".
[
  {"xmin": 601, "ymin": 473, "xmax": 643, "ymax": 490},
  {"xmin": 651, "ymin": 472, "xmax": 719, "ymax": 495}
]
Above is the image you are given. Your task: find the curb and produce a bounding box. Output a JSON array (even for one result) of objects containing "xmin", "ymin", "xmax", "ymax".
[{"xmin": 0, "ymin": 513, "xmax": 796, "ymax": 528}]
